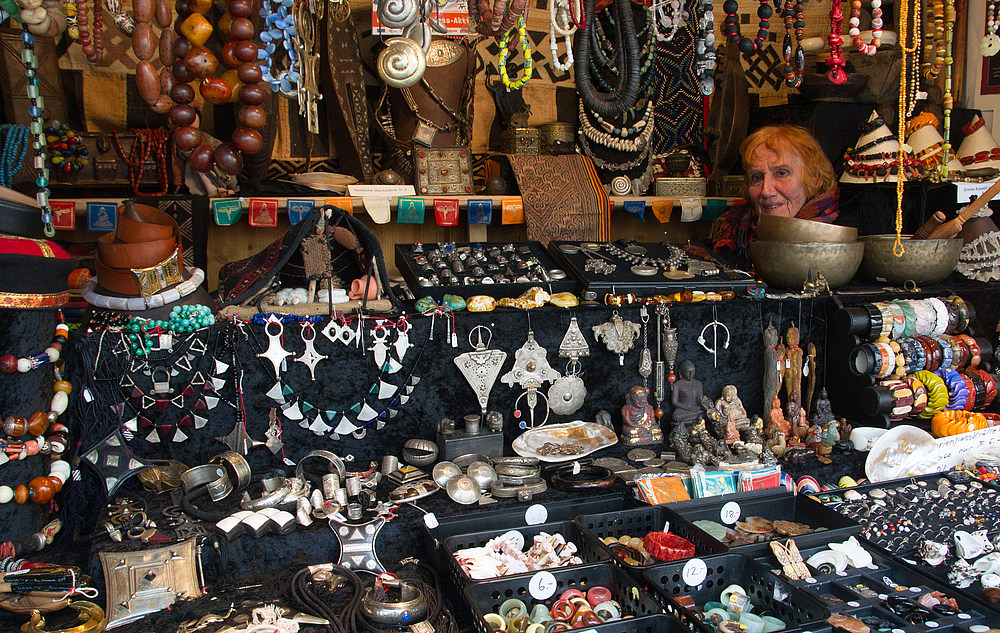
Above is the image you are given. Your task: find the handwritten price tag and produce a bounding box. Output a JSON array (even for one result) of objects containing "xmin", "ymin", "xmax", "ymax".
[
  {"xmin": 681, "ymin": 558, "xmax": 708, "ymax": 586},
  {"xmin": 525, "ymin": 504, "xmax": 548, "ymax": 525},
  {"xmin": 720, "ymin": 501, "xmax": 741, "ymax": 525},
  {"xmin": 502, "ymin": 530, "xmax": 525, "ymax": 551},
  {"xmin": 529, "ymin": 571, "xmax": 557, "ymax": 600}
]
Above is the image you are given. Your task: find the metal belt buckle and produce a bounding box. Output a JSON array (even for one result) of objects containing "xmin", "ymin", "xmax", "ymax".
[{"xmin": 131, "ymin": 246, "xmax": 183, "ymax": 298}]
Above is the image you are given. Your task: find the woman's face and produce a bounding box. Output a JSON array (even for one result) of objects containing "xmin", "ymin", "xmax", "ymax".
[{"xmin": 746, "ymin": 145, "xmax": 809, "ymax": 218}]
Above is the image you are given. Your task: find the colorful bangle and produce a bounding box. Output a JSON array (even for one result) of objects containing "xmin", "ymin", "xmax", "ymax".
[
  {"xmin": 948, "ymin": 295, "xmax": 970, "ymax": 332},
  {"xmin": 973, "ymin": 369, "xmax": 997, "ymax": 407},
  {"xmin": 928, "ymin": 298, "xmax": 949, "ymax": 335},
  {"xmin": 957, "ymin": 334, "xmax": 981, "ymax": 368},
  {"xmin": 933, "ymin": 336, "xmax": 954, "ymax": 370},
  {"xmin": 915, "ymin": 370, "xmax": 949, "ymax": 418},
  {"xmin": 864, "ymin": 304, "xmax": 884, "ymax": 341},
  {"xmin": 967, "ymin": 370, "xmax": 988, "ymax": 409},
  {"xmin": 917, "ymin": 336, "xmax": 941, "ymax": 371},
  {"xmin": 887, "ymin": 302, "xmax": 906, "ymax": 339},
  {"xmin": 938, "ymin": 368, "xmax": 968, "ymax": 410},
  {"xmin": 912, "ymin": 300, "xmax": 934, "ymax": 336},
  {"xmin": 961, "ymin": 374, "xmax": 977, "ymax": 411},
  {"xmin": 905, "ymin": 375, "xmax": 928, "ymax": 417}
]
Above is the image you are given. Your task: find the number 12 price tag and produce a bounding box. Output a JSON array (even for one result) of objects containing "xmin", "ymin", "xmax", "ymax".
[{"xmin": 682, "ymin": 559, "xmax": 708, "ymax": 587}]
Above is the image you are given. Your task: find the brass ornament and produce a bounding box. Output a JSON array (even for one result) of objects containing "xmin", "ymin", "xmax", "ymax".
[
  {"xmin": 426, "ymin": 37, "xmax": 465, "ymax": 67},
  {"xmin": 21, "ymin": 601, "xmax": 107, "ymax": 633}
]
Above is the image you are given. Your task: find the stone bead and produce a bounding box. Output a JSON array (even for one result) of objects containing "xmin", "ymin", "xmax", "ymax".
[
  {"xmin": 0, "ymin": 354, "xmax": 17, "ymax": 373},
  {"xmin": 50, "ymin": 390, "xmax": 68, "ymax": 415},
  {"xmin": 53, "ymin": 380, "xmax": 72, "ymax": 394},
  {"xmin": 17, "ymin": 357, "xmax": 32, "ymax": 373},
  {"xmin": 45, "ymin": 346, "xmax": 59, "ymax": 362},
  {"xmin": 28, "ymin": 476, "xmax": 56, "ymax": 503},
  {"xmin": 49, "ymin": 460, "xmax": 70, "ymax": 482},
  {"xmin": 14, "ymin": 485, "xmax": 28, "ymax": 504},
  {"xmin": 4, "ymin": 416, "xmax": 27, "ymax": 436},
  {"xmin": 0, "ymin": 486, "xmax": 11, "ymax": 503},
  {"xmin": 22, "ymin": 440, "xmax": 39, "ymax": 456},
  {"xmin": 27, "ymin": 411, "xmax": 49, "ymax": 436}
]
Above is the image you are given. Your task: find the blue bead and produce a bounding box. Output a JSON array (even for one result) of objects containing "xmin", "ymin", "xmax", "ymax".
[
  {"xmin": 279, "ymin": 78, "xmax": 291, "ymax": 92},
  {"xmin": 257, "ymin": 48, "xmax": 268, "ymax": 59},
  {"xmin": 21, "ymin": 32, "xmax": 35, "ymax": 45},
  {"xmin": 260, "ymin": 31, "xmax": 272, "ymax": 41},
  {"xmin": 287, "ymin": 71, "xmax": 299, "ymax": 82},
  {"xmin": 28, "ymin": 77, "xmax": 38, "ymax": 86},
  {"xmin": 269, "ymin": 27, "xmax": 282, "ymax": 39},
  {"xmin": 265, "ymin": 42, "xmax": 276, "ymax": 54},
  {"xmin": 41, "ymin": 213, "xmax": 52, "ymax": 223}
]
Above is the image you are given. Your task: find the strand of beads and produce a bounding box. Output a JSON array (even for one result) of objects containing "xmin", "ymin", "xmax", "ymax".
[
  {"xmin": 652, "ymin": 0, "xmax": 684, "ymax": 42},
  {"xmin": 826, "ymin": 0, "xmax": 847, "ymax": 84},
  {"xmin": 0, "ymin": 313, "xmax": 68, "ymax": 375},
  {"xmin": 78, "ymin": 0, "xmax": 105, "ymax": 62},
  {"xmin": 984, "ymin": 0, "xmax": 1000, "ymax": 56},
  {"xmin": 104, "ymin": 305, "xmax": 216, "ymax": 355},
  {"xmin": 940, "ymin": 0, "xmax": 955, "ymax": 172},
  {"xmin": 781, "ymin": 0, "xmax": 804, "ymax": 87},
  {"xmin": 922, "ymin": 0, "xmax": 944, "ymax": 79},
  {"xmin": 0, "ymin": 124, "xmax": 29, "ymax": 188},
  {"xmin": 549, "ymin": 0, "xmax": 575, "ymax": 72},
  {"xmin": 499, "ymin": 15, "xmax": 532, "ymax": 90},
  {"xmin": 19, "ymin": 27, "xmax": 54, "ymax": 237},
  {"xmin": 259, "ymin": 0, "xmax": 300, "ymax": 97},
  {"xmin": 61, "ymin": 0, "xmax": 79, "ymax": 40},
  {"xmin": 694, "ymin": 0, "xmax": 716, "ymax": 95},
  {"xmin": 849, "ymin": 0, "xmax": 881, "ymax": 55}
]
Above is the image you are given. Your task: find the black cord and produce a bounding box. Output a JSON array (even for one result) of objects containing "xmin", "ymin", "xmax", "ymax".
[
  {"xmin": 573, "ymin": 0, "xmax": 641, "ymax": 118},
  {"xmin": 182, "ymin": 486, "xmax": 230, "ymax": 523}
]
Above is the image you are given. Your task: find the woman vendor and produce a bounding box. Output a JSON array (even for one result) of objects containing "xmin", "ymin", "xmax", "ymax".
[{"xmin": 709, "ymin": 125, "xmax": 841, "ymax": 258}]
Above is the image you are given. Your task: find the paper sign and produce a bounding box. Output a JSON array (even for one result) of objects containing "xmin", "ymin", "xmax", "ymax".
[
  {"xmin": 651, "ymin": 199, "xmax": 673, "ymax": 223},
  {"xmin": 397, "ymin": 197, "xmax": 426, "ymax": 224},
  {"xmin": 955, "ymin": 179, "xmax": 1000, "ymax": 203},
  {"xmin": 501, "ymin": 198, "xmax": 523, "ymax": 224},
  {"xmin": 467, "ymin": 199, "xmax": 493, "ymax": 224},
  {"xmin": 623, "ymin": 199, "xmax": 646, "ymax": 221},
  {"xmin": 248, "ymin": 198, "xmax": 278, "ymax": 227},
  {"xmin": 86, "ymin": 201, "xmax": 116, "ymax": 232},
  {"xmin": 287, "ymin": 199, "xmax": 315, "ymax": 225},
  {"xmin": 50, "ymin": 200, "xmax": 75, "ymax": 231},
  {"xmin": 423, "ymin": 513, "xmax": 438, "ymax": 529},
  {"xmin": 434, "ymin": 198, "xmax": 459, "ymax": 226},
  {"xmin": 371, "ymin": 0, "xmax": 469, "ymax": 36},
  {"xmin": 528, "ymin": 571, "xmax": 557, "ymax": 600},
  {"xmin": 212, "ymin": 198, "xmax": 243, "ymax": 226},
  {"xmin": 933, "ymin": 425, "xmax": 1000, "ymax": 469},
  {"xmin": 325, "ymin": 197, "xmax": 354, "ymax": 215},
  {"xmin": 680, "ymin": 198, "xmax": 703, "ymax": 222},
  {"xmin": 502, "ymin": 530, "xmax": 525, "ymax": 551},
  {"xmin": 524, "ymin": 503, "xmax": 547, "ymax": 525},
  {"xmin": 720, "ymin": 501, "xmax": 741, "ymax": 524},
  {"xmin": 682, "ymin": 558, "xmax": 708, "ymax": 586},
  {"xmin": 347, "ymin": 184, "xmax": 415, "ymax": 197}
]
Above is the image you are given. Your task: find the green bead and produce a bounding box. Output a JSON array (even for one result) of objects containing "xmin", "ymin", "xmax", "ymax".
[
  {"xmin": 35, "ymin": 176, "xmax": 47, "ymax": 187},
  {"xmin": 26, "ymin": 84, "xmax": 39, "ymax": 99},
  {"xmin": 30, "ymin": 120, "xmax": 42, "ymax": 135}
]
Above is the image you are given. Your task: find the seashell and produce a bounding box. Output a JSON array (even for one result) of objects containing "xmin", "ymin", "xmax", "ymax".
[
  {"xmin": 735, "ymin": 516, "xmax": 774, "ymax": 534},
  {"xmin": 773, "ymin": 520, "xmax": 811, "ymax": 537}
]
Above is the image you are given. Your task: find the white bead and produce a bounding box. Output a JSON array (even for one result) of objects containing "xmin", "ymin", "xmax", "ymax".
[
  {"xmin": 849, "ymin": 17, "xmax": 860, "ymax": 26},
  {"xmin": 16, "ymin": 358, "xmax": 31, "ymax": 373},
  {"xmin": 0, "ymin": 486, "xmax": 12, "ymax": 504},
  {"xmin": 50, "ymin": 390, "xmax": 68, "ymax": 415},
  {"xmin": 49, "ymin": 460, "xmax": 70, "ymax": 482},
  {"xmin": 45, "ymin": 347, "xmax": 59, "ymax": 362},
  {"xmin": 849, "ymin": 27, "xmax": 860, "ymax": 36}
]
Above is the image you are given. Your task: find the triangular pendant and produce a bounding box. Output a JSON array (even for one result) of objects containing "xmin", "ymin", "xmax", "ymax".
[
  {"xmin": 301, "ymin": 401, "xmax": 314, "ymax": 413},
  {"xmin": 282, "ymin": 385, "xmax": 294, "ymax": 396},
  {"xmin": 178, "ymin": 414, "xmax": 193, "ymax": 428},
  {"xmin": 211, "ymin": 377, "xmax": 226, "ymax": 391},
  {"xmin": 410, "ymin": 376, "xmax": 420, "ymax": 386},
  {"xmin": 383, "ymin": 358, "xmax": 402, "ymax": 374},
  {"xmin": 124, "ymin": 418, "xmax": 138, "ymax": 432},
  {"xmin": 376, "ymin": 420, "xmax": 386, "ymax": 430},
  {"xmin": 349, "ymin": 402, "xmax": 362, "ymax": 414},
  {"xmin": 215, "ymin": 359, "xmax": 230, "ymax": 374},
  {"xmin": 299, "ymin": 418, "xmax": 310, "ymax": 429},
  {"xmin": 329, "ymin": 432, "xmax": 340, "ymax": 440},
  {"xmin": 138, "ymin": 416, "xmax": 153, "ymax": 429},
  {"xmin": 173, "ymin": 428, "xmax": 188, "ymax": 443},
  {"xmin": 357, "ymin": 402, "xmax": 378, "ymax": 422},
  {"xmin": 141, "ymin": 396, "xmax": 155, "ymax": 410},
  {"xmin": 282, "ymin": 402, "xmax": 303, "ymax": 420},
  {"xmin": 183, "ymin": 385, "xmax": 196, "ymax": 397},
  {"xmin": 190, "ymin": 371, "xmax": 206, "ymax": 386},
  {"xmin": 388, "ymin": 408, "xmax": 399, "ymax": 419},
  {"xmin": 189, "ymin": 338, "xmax": 207, "ymax": 355},
  {"xmin": 155, "ymin": 399, "xmax": 169, "ymax": 412},
  {"xmin": 193, "ymin": 398, "xmax": 207, "ymax": 410},
  {"xmin": 378, "ymin": 380, "xmax": 397, "ymax": 399},
  {"xmin": 130, "ymin": 387, "xmax": 143, "ymax": 399},
  {"xmin": 194, "ymin": 415, "xmax": 207, "ymax": 429},
  {"xmin": 169, "ymin": 368, "xmax": 179, "ymax": 377},
  {"xmin": 334, "ymin": 416, "xmax": 357, "ymax": 435},
  {"xmin": 170, "ymin": 394, "xmax": 185, "ymax": 409},
  {"xmin": 309, "ymin": 415, "xmax": 333, "ymax": 435},
  {"xmin": 176, "ymin": 356, "xmax": 192, "ymax": 372},
  {"xmin": 146, "ymin": 429, "xmax": 161, "ymax": 443},
  {"xmin": 399, "ymin": 394, "xmax": 409, "ymax": 405},
  {"xmin": 265, "ymin": 383, "xmax": 285, "ymax": 401},
  {"xmin": 204, "ymin": 396, "xmax": 219, "ymax": 409}
]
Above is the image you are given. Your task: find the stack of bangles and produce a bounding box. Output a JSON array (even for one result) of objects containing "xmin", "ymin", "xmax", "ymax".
[
  {"xmin": 484, "ymin": 586, "xmax": 626, "ymax": 632},
  {"xmin": 931, "ymin": 410, "xmax": 1000, "ymax": 437},
  {"xmin": 604, "ymin": 291, "xmax": 736, "ymax": 306},
  {"xmin": 909, "ymin": 368, "xmax": 998, "ymax": 418},
  {"xmin": 862, "ymin": 296, "xmax": 973, "ymax": 341}
]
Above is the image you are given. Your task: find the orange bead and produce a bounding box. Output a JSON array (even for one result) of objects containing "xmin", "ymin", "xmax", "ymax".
[
  {"xmin": 50, "ymin": 477, "xmax": 63, "ymax": 493},
  {"xmin": 27, "ymin": 411, "xmax": 50, "ymax": 436},
  {"xmin": 3, "ymin": 416, "xmax": 26, "ymax": 436},
  {"xmin": 27, "ymin": 476, "xmax": 56, "ymax": 503},
  {"xmin": 14, "ymin": 485, "xmax": 28, "ymax": 504},
  {"xmin": 180, "ymin": 12, "xmax": 213, "ymax": 46},
  {"xmin": 53, "ymin": 381, "xmax": 72, "ymax": 394}
]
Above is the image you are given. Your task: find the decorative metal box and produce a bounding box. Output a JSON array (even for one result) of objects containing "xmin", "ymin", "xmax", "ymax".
[
  {"xmin": 500, "ymin": 127, "xmax": 541, "ymax": 155},
  {"xmin": 412, "ymin": 146, "xmax": 474, "ymax": 195},
  {"xmin": 654, "ymin": 177, "xmax": 708, "ymax": 197}
]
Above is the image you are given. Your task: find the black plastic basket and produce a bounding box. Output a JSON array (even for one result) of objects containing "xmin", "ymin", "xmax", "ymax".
[
  {"xmin": 443, "ymin": 520, "xmax": 612, "ymax": 588},
  {"xmin": 644, "ymin": 553, "xmax": 832, "ymax": 633},
  {"xmin": 578, "ymin": 506, "xmax": 728, "ymax": 579},
  {"xmin": 666, "ymin": 489, "xmax": 860, "ymax": 549},
  {"xmin": 463, "ymin": 562, "xmax": 669, "ymax": 633}
]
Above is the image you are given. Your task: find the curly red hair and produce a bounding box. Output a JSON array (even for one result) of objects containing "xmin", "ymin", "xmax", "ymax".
[{"xmin": 740, "ymin": 125, "xmax": 837, "ymax": 201}]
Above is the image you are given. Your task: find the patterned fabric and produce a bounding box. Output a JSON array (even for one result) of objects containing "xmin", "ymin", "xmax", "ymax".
[
  {"xmin": 651, "ymin": 0, "xmax": 703, "ymax": 154},
  {"xmin": 709, "ymin": 185, "xmax": 840, "ymax": 258},
  {"xmin": 508, "ymin": 154, "xmax": 611, "ymax": 243}
]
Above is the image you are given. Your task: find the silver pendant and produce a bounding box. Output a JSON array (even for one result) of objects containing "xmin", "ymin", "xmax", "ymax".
[
  {"xmin": 503, "ymin": 329, "xmax": 560, "ymax": 429},
  {"xmin": 329, "ymin": 515, "xmax": 387, "ymax": 573},
  {"xmin": 265, "ymin": 409, "xmax": 284, "ymax": 454},
  {"xmin": 558, "ymin": 316, "xmax": 590, "ymax": 359},
  {"xmin": 322, "ymin": 318, "xmax": 355, "ymax": 346},
  {"xmin": 393, "ymin": 322, "xmax": 411, "ymax": 362},
  {"xmin": 258, "ymin": 318, "xmax": 293, "ymax": 380},
  {"xmin": 216, "ymin": 417, "xmax": 265, "ymax": 455},
  {"xmin": 593, "ymin": 311, "xmax": 640, "ymax": 365},
  {"xmin": 638, "ymin": 306, "xmax": 652, "ymax": 382},
  {"xmin": 295, "ymin": 323, "xmax": 328, "ymax": 380},
  {"xmin": 370, "ymin": 327, "xmax": 389, "ymax": 369},
  {"xmin": 454, "ymin": 325, "xmax": 508, "ymax": 415},
  {"xmin": 548, "ymin": 374, "xmax": 587, "ymax": 415}
]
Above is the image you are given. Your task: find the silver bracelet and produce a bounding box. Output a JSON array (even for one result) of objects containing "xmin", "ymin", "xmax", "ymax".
[
  {"xmin": 211, "ymin": 451, "xmax": 252, "ymax": 491},
  {"xmin": 295, "ymin": 450, "xmax": 346, "ymax": 481},
  {"xmin": 181, "ymin": 465, "xmax": 226, "ymax": 494}
]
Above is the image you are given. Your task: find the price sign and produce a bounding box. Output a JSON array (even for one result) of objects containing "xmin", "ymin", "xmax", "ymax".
[
  {"xmin": 502, "ymin": 530, "xmax": 525, "ymax": 551},
  {"xmin": 422, "ymin": 513, "xmax": 438, "ymax": 529},
  {"xmin": 525, "ymin": 504, "xmax": 548, "ymax": 525},
  {"xmin": 681, "ymin": 558, "xmax": 708, "ymax": 586},
  {"xmin": 720, "ymin": 501, "xmax": 741, "ymax": 525},
  {"xmin": 529, "ymin": 571, "xmax": 557, "ymax": 600}
]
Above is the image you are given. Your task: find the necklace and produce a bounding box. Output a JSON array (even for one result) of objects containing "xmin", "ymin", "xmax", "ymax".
[
  {"xmin": 0, "ymin": 124, "xmax": 28, "ymax": 188},
  {"xmin": 922, "ymin": 0, "xmax": 945, "ymax": 79},
  {"xmin": 781, "ymin": 0, "xmax": 804, "ymax": 87},
  {"xmin": 895, "ymin": 0, "xmax": 919, "ymax": 254},
  {"xmin": 577, "ymin": 101, "xmax": 655, "ymax": 152},
  {"xmin": 499, "ymin": 15, "xmax": 533, "ymax": 90},
  {"xmin": 826, "ymin": 0, "xmax": 847, "ymax": 84},
  {"xmin": 652, "ymin": 0, "xmax": 684, "ymax": 42},
  {"xmin": 259, "ymin": 0, "xmax": 300, "ymax": 98},
  {"xmin": 1, "ymin": 312, "xmax": 68, "ymax": 374},
  {"xmin": 983, "ymin": 0, "xmax": 1000, "ymax": 56},
  {"xmin": 46, "ymin": 122, "xmax": 90, "ymax": 175},
  {"xmin": 18, "ymin": 27, "xmax": 54, "ymax": 238},
  {"xmin": 112, "ymin": 129, "xmax": 169, "ymax": 196},
  {"xmin": 549, "ymin": 0, "xmax": 576, "ymax": 72},
  {"xmin": 849, "ymin": 0, "xmax": 882, "ymax": 55},
  {"xmin": 940, "ymin": 0, "xmax": 955, "ymax": 171},
  {"xmin": 78, "ymin": 0, "xmax": 105, "ymax": 62},
  {"xmin": 469, "ymin": 0, "xmax": 528, "ymax": 36},
  {"xmin": 574, "ymin": 0, "xmax": 643, "ymax": 117},
  {"xmin": 723, "ymin": 0, "xmax": 771, "ymax": 54},
  {"xmin": 694, "ymin": 0, "xmax": 716, "ymax": 95}
]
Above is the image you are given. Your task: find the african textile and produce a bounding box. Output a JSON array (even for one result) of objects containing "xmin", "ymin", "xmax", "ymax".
[{"xmin": 508, "ymin": 154, "xmax": 611, "ymax": 243}]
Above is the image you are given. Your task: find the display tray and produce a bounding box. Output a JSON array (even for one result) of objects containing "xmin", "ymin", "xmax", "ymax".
[
  {"xmin": 546, "ymin": 240, "xmax": 764, "ymax": 296},
  {"xmin": 463, "ymin": 562, "xmax": 669, "ymax": 633},
  {"xmin": 809, "ymin": 471, "xmax": 1000, "ymax": 613},
  {"xmin": 644, "ymin": 553, "xmax": 832, "ymax": 633},
  {"xmin": 745, "ymin": 534, "xmax": 1000, "ymax": 628},
  {"xmin": 395, "ymin": 241, "xmax": 576, "ymax": 300},
  {"xmin": 577, "ymin": 505, "xmax": 727, "ymax": 580},
  {"xmin": 665, "ymin": 488, "xmax": 862, "ymax": 550}
]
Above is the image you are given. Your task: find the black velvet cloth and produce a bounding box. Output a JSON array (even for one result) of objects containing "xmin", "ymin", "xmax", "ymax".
[{"xmin": 0, "ymin": 309, "xmax": 60, "ymax": 546}]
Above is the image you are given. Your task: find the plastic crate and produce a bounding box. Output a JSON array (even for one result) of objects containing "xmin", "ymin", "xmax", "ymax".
[
  {"xmin": 667, "ymin": 489, "xmax": 860, "ymax": 549},
  {"xmin": 643, "ymin": 553, "xmax": 831, "ymax": 633},
  {"xmin": 578, "ymin": 506, "xmax": 728, "ymax": 579},
  {"xmin": 443, "ymin": 520, "xmax": 612, "ymax": 588},
  {"xmin": 463, "ymin": 562, "xmax": 669, "ymax": 633}
]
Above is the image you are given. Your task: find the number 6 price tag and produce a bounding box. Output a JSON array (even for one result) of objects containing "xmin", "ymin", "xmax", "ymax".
[
  {"xmin": 529, "ymin": 571, "xmax": 557, "ymax": 600},
  {"xmin": 720, "ymin": 501, "xmax": 741, "ymax": 525},
  {"xmin": 682, "ymin": 558, "xmax": 708, "ymax": 587}
]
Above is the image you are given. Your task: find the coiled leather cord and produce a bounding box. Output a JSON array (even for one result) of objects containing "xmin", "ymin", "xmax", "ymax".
[{"xmin": 573, "ymin": 0, "xmax": 641, "ymax": 117}]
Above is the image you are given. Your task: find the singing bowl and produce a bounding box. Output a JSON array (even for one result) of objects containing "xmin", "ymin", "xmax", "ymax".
[
  {"xmin": 432, "ymin": 461, "xmax": 462, "ymax": 487},
  {"xmin": 750, "ymin": 241, "xmax": 864, "ymax": 289},
  {"xmin": 858, "ymin": 235, "xmax": 962, "ymax": 285},
  {"xmin": 756, "ymin": 214, "xmax": 858, "ymax": 243},
  {"xmin": 446, "ymin": 475, "xmax": 482, "ymax": 504}
]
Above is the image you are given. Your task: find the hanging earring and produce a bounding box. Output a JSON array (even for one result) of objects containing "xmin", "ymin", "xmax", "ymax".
[
  {"xmin": 548, "ymin": 316, "xmax": 590, "ymax": 416},
  {"xmin": 502, "ymin": 328, "xmax": 560, "ymax": 429},
  {"xmin": 638, "ymin": 305, "xmax": 652, "ymax": 386}
]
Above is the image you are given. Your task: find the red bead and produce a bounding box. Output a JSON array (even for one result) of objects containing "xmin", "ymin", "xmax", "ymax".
[{"xmin": 0, "ymin": 355, "xmax": 16, "ymax": 373}]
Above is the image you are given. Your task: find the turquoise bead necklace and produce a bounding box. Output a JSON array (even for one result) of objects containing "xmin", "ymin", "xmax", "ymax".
[
  {"xmin": 19, "ymin": 26, "xmax": 54, "ymax": 237},
  {"xmin": 0, "ymin": 124, "xmax": 29, "ymax": 188},
  {"xmin": 121, "ymin": 305, "xmax": 216, "ymax": 356}
]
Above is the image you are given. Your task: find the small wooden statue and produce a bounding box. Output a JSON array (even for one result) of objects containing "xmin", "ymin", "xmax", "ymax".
[
  {"xmin": 762, "ymin": 320, "xmax": 783, "ymax": 414},
  {"xmin": 716, "ymin": 384, "xmax": 750, "ymax": 436},
  {"xmin": 766, "ymin": 395, "xmax": 791, "ymax": 437},
  {"xmin": 803, "ymin": 342, "xmax": 817, "ymax": 416},
  {"xmin": 810, "ymin": 388, "xmax": 836, "ymax": 426},
  {"xmin": 783, "ymin": 324, "xmax": 804, "ymax": 419},
  {"xmin": 621, "ymin": 386, "xmax": 663, "ymax": 446}
]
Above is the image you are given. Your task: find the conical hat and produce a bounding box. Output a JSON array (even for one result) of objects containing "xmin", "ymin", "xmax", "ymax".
[{"xmin": 954, "ymin": 115, "xmax": 1000, "ymax": 177}]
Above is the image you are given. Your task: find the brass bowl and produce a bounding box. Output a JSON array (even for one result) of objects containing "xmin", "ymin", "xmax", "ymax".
[
  {"xmin": 756, "ymin": 215, "xmax": 858, "ymax": 243},
  {"xmin": 858, "ymin": 235, "xmax": 962, "ymax": 285},
  {"xmin": 751, "ymin": 241, "xmax": 864, "ymax": 289}
]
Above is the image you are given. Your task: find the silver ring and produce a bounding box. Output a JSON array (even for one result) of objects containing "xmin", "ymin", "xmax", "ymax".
[{"xmin": 295, "ymin": 450, "xmax": 347, "ymax": 481}]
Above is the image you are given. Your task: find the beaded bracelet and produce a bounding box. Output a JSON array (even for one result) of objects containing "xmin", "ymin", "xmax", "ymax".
[
  {"xmin": 887, "ymin": 302, "xmax": 906, "ymax": 339},
  {"xmin": 938, "ymin": 368, "xmax": 968, "ymax": 410},
  {"xmin": 928, "ymin": 298, "xmax": 949, "ymax": 335},
  {"xmin": 499, "ymin": 16, "xmax": 532, "ymax": 90},
  {"xmin": 880, "ymin": 378, "xmax": 914, "ymax": 420},
  {"xmin": 967, "ymin": 370, "xmax": 987, "ymax": 409},
  {"xmin": 893, "ymin": 299, "xmax": 917, "ymax": 338},
  {"xmin": 972, "ymin": 369, "xmax": 997, "ymax": 407},
  {"xmin": 906, "ymin": 112, "xmax": 939, "ymax": 136},
  {"xmin": 947, "ymin": 295, "xmax": 970, "ymax": 332},
  {"xmin": 916, "ymin": 336, "xmax": 941, "ymax": 371},
  {"xmin": 911, "ymin": 300, "xmax": 935, "ymax": 336},
  {"xmin": 957, "ymin": 334, "xmax": 981, "ymax": 368},
  {"xmin": 905, "ymin": 375, "xmax": 928, "ymax": 417},
  {"xmin": 907, "ymin": 337, "xmax": 927, "ymax": 372},
  {"xmin": 933, "ymin": 336, "xmax": 954, "ymax": 370},
  {"xmin": 914, "ymin": 370, "xmax": 949, "ymax": 418},
  {"xmin": 874, "ymin": 302, "xmax": 894, "ymax": 339},
  {"xmin": 962, "ymin": 117, "xmax": 987, "ymax": 135},
  {"xmin": 961, "ymin": 373, "xmax": 977, "ymax": 411}
]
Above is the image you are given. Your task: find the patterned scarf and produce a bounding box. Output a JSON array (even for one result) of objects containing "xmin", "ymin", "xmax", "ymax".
[{"xmin": 708, "ymin": 185, "xmax": 840, "ymax": 259}]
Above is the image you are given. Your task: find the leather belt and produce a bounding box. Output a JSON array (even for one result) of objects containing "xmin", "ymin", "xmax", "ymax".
[{"xmin": 95, "ymin": 204, "xmax": 184, "ymax": 296}]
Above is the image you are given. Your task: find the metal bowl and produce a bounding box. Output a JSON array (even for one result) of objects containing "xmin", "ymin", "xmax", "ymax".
[
  {"xmin": 432, "ymin": 461, "xmax": 462, "ymax": 487},
  {"xmin": 756, "ymin": 215, "xmax": 858, "ymax": 243},
  {"xmin": 466, "ymin": 461, "xmax": 497, "ymax": 491},
  {"xmin": 445, "ymin": 475, "xmax": 482, "ymax": 504},
  {"xmin": 750, "ymin": 241, "xmax": 864, "ymax": 289},
  {"xmin": 858, "ymin": 235, "xmax": 962, "ymax": 285}
]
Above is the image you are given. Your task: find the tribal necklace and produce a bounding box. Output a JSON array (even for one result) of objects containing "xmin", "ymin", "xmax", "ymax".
[{"xmin": 574, "ymin": 0, "xmax": 643, "ymax": 118}]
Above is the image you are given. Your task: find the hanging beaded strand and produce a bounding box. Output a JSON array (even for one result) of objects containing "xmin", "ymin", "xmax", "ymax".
[
  {"xmin": 0, "ymin": 124, "xmax": 29, "ymax": 188},
  {"xmin": 19, "ymin": 27, "xmax": 54, "ymax": 238},
  {"xmin": 723, "ymin": 0, "xmax": 769, "ymax": 54},
  {"xmin": 500, "ymin": 15, "xmax": 533, "ymax": 90},
  {"xmin": 781, "ymin": 0, "xmax": 804, "ymax": 87},
  {"xmin": 549, "ymin": 0, "xmax": 575, "ymax": 72},
  {"xmin": 0, "ymin": 312, "xmax": 68, "ymax": 375},
  {"xmin": 895, "ymin": 0, "xmax": 919, "ymax": 255},
  {"xmin": 940, "ymin": 0, "xmax": 955, "ymax": 174},
  {"xmin": 922, "ymin": 0, "xmax": 945, "ymax": 79},
  {"xmin": 826, "ymin": 0, "xmax": 847, "ymax": 84},
  {"xmin": 62, "ymin": 0, "xmax": 79, "ymax": 40},
  {"xmin": 983, "ymin": 0, "xmax": 1000, "ymax": 56},
  {"xmin": 694, "ymin": 0, "xmax": 716, "ymax": 95},
  {"xmin": 849, "ymin": 0, "xmax": 881, "ymax": 55}
]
